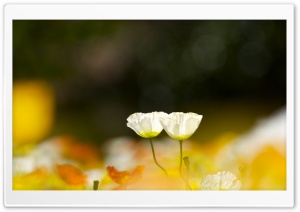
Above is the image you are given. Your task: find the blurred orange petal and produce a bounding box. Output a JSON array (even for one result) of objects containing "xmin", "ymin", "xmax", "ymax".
[
  {"xmin": 106, "ymin": 165, "xmax": 144, "ymax": 185},
  {"xmin": 55, "ymin": 136, "xmax": 102, "ymax": 168},
  {"xmin": 56, "ymin": 164, "xmax": 87, "ymax": 185}
]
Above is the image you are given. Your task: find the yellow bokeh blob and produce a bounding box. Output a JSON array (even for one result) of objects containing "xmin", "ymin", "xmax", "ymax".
[
  {"xmin": 249, "ymin": 145, "xmax": 286, "ymax": 190},
  {"xmin": 13, "ymin": 80, "xmax": 55, "ymax": 147}
]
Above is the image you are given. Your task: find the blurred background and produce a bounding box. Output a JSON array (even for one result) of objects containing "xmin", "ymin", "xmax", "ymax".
[
  {"xmin": 13, "ymin": 20, "xmax": 286, "ymax": 145},
  {"xmin": 12, "ymin": 20, "xmax": 286, "ymax": 190}
]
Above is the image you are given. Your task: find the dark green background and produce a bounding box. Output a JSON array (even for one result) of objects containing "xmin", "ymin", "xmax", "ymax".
[{"xmin": 13, "ymin": 20, "xmax": 286, "ymax": 145}]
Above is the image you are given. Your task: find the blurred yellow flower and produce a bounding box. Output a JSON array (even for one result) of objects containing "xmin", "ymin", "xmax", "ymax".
[
  {"xmin": 13, "ymin": 168, "xmax": 48, "ymax": 190},
  {"xmin": 160, "ymin": 112, "xmax": 203, "ymax": 141},
  {"xmin": 201, "ymin": 171, "xmax": 241, "ymax": 190},
  {"xmin": 127, "ymin": 112, "xmax": 167, "ymax": 138},
  {"xmin": 248, "ymin": 146, "xmax": 286, "ymax": 190},
  {"xmin": 13, "ymin": 80, "xmax": 55, "ymax": 147}
]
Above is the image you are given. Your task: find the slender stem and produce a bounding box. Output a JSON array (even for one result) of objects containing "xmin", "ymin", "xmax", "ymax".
[
  {"xmin": 179, "ymin": 140, "xmax": 183, "ymax": 176},
  {"xmin": 179, "ymin": 140, "xmax": 191, "ymax": 190},
  {"xmin": 149, "ymin": 138, "xmax": 168, "ymax": 177}
]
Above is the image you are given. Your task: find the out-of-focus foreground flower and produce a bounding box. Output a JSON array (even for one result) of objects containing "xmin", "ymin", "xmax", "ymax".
[
  {"xmin": 13, "ymin": 136, "xmax": 104, "ymax": 190},
  {"xmin": 106, "ymin": 166, "xmax": 144, "ymax": 190},
  {"xmin": 56, "ymin": 164, "xmax": 87, "ymax": 185},
  {"xmin": 13, "ymin": 80, "xmax": 55, "ymax": 150},
  {"xmin": 215, "ymin": 108, "xmax": 286, "ymax": 190},
  {"xmin": 201, "ymin": 171, "xmax": 241, "ymax": 190}
]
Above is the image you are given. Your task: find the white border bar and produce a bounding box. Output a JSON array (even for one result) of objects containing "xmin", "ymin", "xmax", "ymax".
[
  {"xmin": 4, "ymin": 191, "xmax": 294, "ymax": 207},
  {"xmin": 5, "ymin": 4, "xmax": 293, "ymax": 20}
]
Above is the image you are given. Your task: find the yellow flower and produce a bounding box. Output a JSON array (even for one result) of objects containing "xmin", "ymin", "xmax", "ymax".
[
  {"xmin": 127, "ymin": 112, "xmax": 167, "ymax": 138},
  {"xmin": 13, "ymin": 80, "xmax": 55, "ymax": 147},
  {"xmin": 160, "ymin": 112, "xmax": 203, "ymax": 141}
]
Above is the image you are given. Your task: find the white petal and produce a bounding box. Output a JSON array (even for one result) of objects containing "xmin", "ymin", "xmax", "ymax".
[
  {"xmin": 140, "ymin": 117, "xmax": 151, "ymax": 132},
  {"xmin": 185, "ymin": 115, "xmax": 202, "ymax": 135},
  {"xmin": 201, "ymin": 171, "xmax": 241, "ymax": 190},
  {"xmin": 218, "ymin": 171, "xmax": 239, "ymax": 190},
  {"xmin": 150, "ymin": 112, "xmax": 166, "ymax": 132},
  {"xmin": 230, "ymin": 179, "xmax": 242, "ymax": 190},
  {"xmin": 126, "ymin": 113, "xmax": 143, "ymax": 123},
  {"xmin": 201, "ymin": 174, "xmax": 221, "ymax": 190},
  {"xmin": 160, "ymin": 115, "xmax": 177, "ymax": 139},
  {"xmin": 127, "ymin": 122, "xmax": 143, "ymax": 137}
]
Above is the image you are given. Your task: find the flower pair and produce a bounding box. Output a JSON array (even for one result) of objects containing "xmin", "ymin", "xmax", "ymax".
[
  {"xmin": 127, "ymin": 112, "xmax": 203, "ymax": 141},
  {"xmin": 127, "ymin": 112, "xmax": 202, "ymax": 186}
]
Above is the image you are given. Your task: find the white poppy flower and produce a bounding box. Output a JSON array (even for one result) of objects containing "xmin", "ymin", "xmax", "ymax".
[
  {"xmin": 160, "ymin": 112, "xmax": 203, "ymax": 141},
  {"xmin": 201, "ymin": 171, "xmax": 242, "ymax": 190},
  {"xmin": 127, "ymin": 112, "xmax": 167, "ymax": 138}
]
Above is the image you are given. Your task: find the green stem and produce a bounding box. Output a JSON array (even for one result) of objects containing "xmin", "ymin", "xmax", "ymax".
[
  {"xmin": 179, "ymin": 140, "xmax": 191, "ymax": 190},
  {"xmin": 179, "ymin": 140, "xmax": 183, "ymax": 176},
  {"xmin": 149, "ymin": 138, "xmax": 168, "ymax": 177}
]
